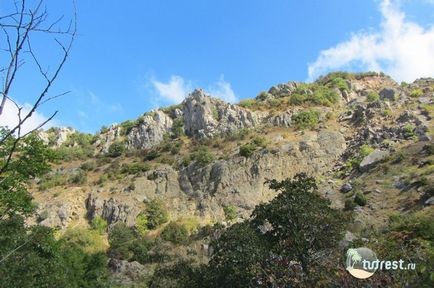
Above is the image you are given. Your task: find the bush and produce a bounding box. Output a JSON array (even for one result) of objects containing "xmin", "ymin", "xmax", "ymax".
[
  {"xmin": 145, "ymin": 199, "xmax": 169, "ymax": 229},
  {"xmin": 108, "ymin": 223, "xmax": 136, "ymax": 260},
  {"xmin": 121, "ymin": 162, "xmax": 151, "ymax": 174},
  {"xmin": 80, "ymin": 161, "xmax": 96, "ymax": 171},
  {"xmin": 90, "ymin": 216, "xmax": 108, "ymax": 234},
  {"xmin": 410, "ymin": 88, "xmax": 423, "ymax": 98},
  {"xmin": 107, "ymin": 142, "xmax": 125, "ymax": 157},
  {"xmin": 403, "ymin": 123, "xmax": 416, "ymax": 138},
  {"xmin": 135, "ymin": 213, "xmax": 149, "ymax": 235},
  {"xmin": 423, "ymin": 143, "xmax": 434, "ymax": 155},
  {"xmin": 171, "ymin": 118, "xmax": 185, "ymax": 138},
  {"xmin": 190, "ymin": 146, "xmax": 215, "ymax": 165},
  {"xmin": 69, "ymin": 169, "xmax": 87, "ymax": 185},
  {"xmin": 367, "ymin": 91, "xmax": 380, "ymax": 102},
  {"xmin": 290, "ymin": 93, "xmax": 307, "ymax": 105},
  {"xmin": 344, "ymin": 199, "xmax": 356, "ymax": 211},
  {"xmin": 360, "ymin": 144, "xmax": 374, "ymax": 157},
  {"xmin": 61, "ymin": 228, "xmax": 106, "ymax": 254},
  {"xmin": 223, "ymin": 205, "xmax": 237, "ymax": 221},
  {"xmin": 238, "ymin": 99, "xmax": 257, "ymax": 109},
  {"xmin": 327, "ymin": 77, "xmax": 349, "ymax": 91},
  {"xmin": 161, "ymin": 222, "xmax": 189, "ymax": 245},
  {"xmin": 354, "ymin": 192, "xmax": 367, "ymax": 206},
  {"xmin": 144, "ymin": 149, "xmax": 161, "ymax": 161},
  {"xmin": 239, "ymin": 143, "xmax": 256, "ymax": 158},
  {"xmin": 292, "ymin": 110, "xmax": 320, "ymax": 130}
]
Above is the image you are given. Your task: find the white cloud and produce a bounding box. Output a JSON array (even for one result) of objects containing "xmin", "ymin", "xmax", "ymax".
[
  {"xmin": 207, "ymin": 75, "xmax": 238, "ymax": 103},
  {"xmin": 308, "ymin": 0, "xmax": 434, "ymax": 82},
  {"xmin": 151, "ymin": 75, "xmax": 192, "ymax": 103},
  {"xmin": 0, "ymin": 98, "xmax": 57, "ymax": 135},
  {"xmin": 150, "ymin": 75, "xmax": 237, "ymax": 104}
]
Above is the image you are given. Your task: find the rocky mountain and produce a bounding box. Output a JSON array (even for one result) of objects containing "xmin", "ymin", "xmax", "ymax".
[{"xmin": 31, "ymin": 72, "xmax": 434, "ymax": 285}]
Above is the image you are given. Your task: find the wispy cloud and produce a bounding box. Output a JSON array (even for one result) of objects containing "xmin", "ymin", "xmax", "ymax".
[
  {"xmin": 308, "ymin": 0, "xmax": 434, "ymax": 82},
  {"xmin": 151, "ymin": 75, "xmax": 192, "ymax": 103},
  {"xmin": 0, "ymin": 98, "xmax": 58, "ymax": 134},
  {"xmin": 149, "ymin": 74, "xmax": 237, "ymax": 104},
  {"xmin": 208, "ymin": 75, "xmax": 237, "ymax": 103}
]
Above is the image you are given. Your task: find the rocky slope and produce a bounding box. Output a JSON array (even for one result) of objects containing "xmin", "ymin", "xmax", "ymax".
[{"xmin": 30, "ymin": 72, "xmax": 434, "ymax": 284}]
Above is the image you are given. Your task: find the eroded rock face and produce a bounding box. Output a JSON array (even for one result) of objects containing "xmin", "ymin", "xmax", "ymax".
[
  {"xmin": 95, "ymin": 124, "xmax": 122, "ymax": 153},
  {"xmin": 183, "ymin": 89, "xmax": 266, "ymax": 138},
  {"xmin": 86, "ymin": 193, "xmax": 142, "ymax": 226},
  {"xmin": 85, "ymin": 130, "xmax": 346, "ymax": 225},
  {"xmin": 127, "ymin": 110, "xmax": 173, "ymax": 149},
  {"xmin": 38, "ymin": 127, "xmax": 75, "ymax": 147}
]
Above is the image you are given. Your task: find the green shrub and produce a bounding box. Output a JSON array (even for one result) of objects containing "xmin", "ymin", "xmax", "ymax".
[
  {"xmin": 354, "ymin": 192, "xmax": 367, "ymax": 206},
  {"xmin": 107, "ymin": 142, "xmax": 125, "ymax": 157},
  {"xmin": 90, "ymin": 216, "xmax": 108, "ymax": 234},
  {"xmin": 423, "ymin": 143, "xmax": 434, "ymax": 155},
  {"xmin": 161, "ymin": 222, "xmax": 189, "ymax": 245},
  {"xmin": 135, "ymin": 213, "xmax": 149, "ymax": 235},
  {"xmin": 61, "ymin": 228, "xmax": 106, "ymax": 254},
  {"xmin": 38, "ymin": 173, "xmax": 68, "ymax": 191},
  {"xmin": 290, "ymin": 93, "xmax": 307, "ymax": 105},
  {"xmin": 239, "ymin": 143, "xmax": 256, "ymax": 157},
  {"xmin": 223, "ymin": 205, "xmax": 237, "ymax": 221},
  {"xmin": 108, "ymin": 223, "xmax": 136, "ymax": 260},
  {"xmin": 367, "ymin": 91, "xmax": 380, "ymax": 102},
  {"xmin": 225, "ymin": 128, "xmax": 249, "ymax": 141},
  {"xmin": 291, "ymin": 110, "xmax": 320, "ymax": 130},
  {"xmin": 171, "ymin": 118, "xmax": 185, "ymax": 138},
  {"xmin": 190, "ymin": 146, "xmax": 215, "ymax": 165},
  {"xmin": 80, "ymin": 161, "xmax": 96, "ymax": 171},
  {"xmin": 69, "ymin": 169, "xmax": 87, "ymax": 185},
  {"xmin": 360, "ymin": 144, "xmax": 374, "ymax": 157},
  {"xmin": 344, "ymin": 199, "xmax": 356, "ymax": 211},
  {"xmin": 252, "ymin": 137, "xmax": 267, "ymax": 148},
  {"xmin": 327, "ymin": 77, "xmax": 349, "ymax": 91},
  {"xmin": 145, "ymin": 199, "xmax": 169, "ymax": 229},
  {"xmin": 410, "ymin": 88, "xmax": 423, "ymax": 98},
  {"xmin": 144, "ymin": 149, "xmax": 161, "ymax": 161},
  {"xmin": 121, "ymin": 162, "xmax": 151, "ymax": 174},
  {"xmin": 119, "ymin": 119, "xmax": 139, "ymax": 135},
  {"xmin": 238, "ymin": 99, "xmax": 257, "ymax": 109},
  {"xmin": 403, "ymin": 123, "xmax": 416, "ymax": 138}
]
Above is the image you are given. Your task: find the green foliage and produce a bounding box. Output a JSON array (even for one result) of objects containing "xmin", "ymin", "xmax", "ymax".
[
  {"xmin": 238, "ymin": 99, "xmax": 257, "ymax": 109},
  {"xmin": 372, "ymin": 211, "xmax": 434, "ymax": 286},
  {"xmin": 239, "ymin": 143, "xmax": 256, "ymax": 158},
  {"xmin": 239, "ymin": 137, "xmax": 267, "ymax": 157},
  {"xmin": 135, "ymin": 213, "xmax": 149, "ymax": 235},
  {"xmin": 403, "ymin": 123, "xmax": 416, "ymax": 138},
  {"xmin": 69, "ymin": 169, "xmax": 87, "ymax": 185},
  {"xmin": 108, "ymin": 222, "xmax": 136, "ymax": 260},
  {"xmin": 211, "ymin": 107, "xmax": 219, "ymax": 121},
  {"xmin": 160, "ymin": 104, "xmax": 183, "ymax": 114},
  {"xmin": 107, "ymin": 142, "xmax": 125, "ymax": 157},
  {"xmin": 292, "ymin": 110, "xmax": 320, "ymax": 130},
  {"xmin": 90, "ymin": 216, "xmax": 108, "ymax": 234},
  {"xmin": 80, "ymin": 161, "xmax": 96, "ymax": 171},
  {"xmin": 171, "ymin": 118, "xmax": 185, "ymax": 138},
  {"xmin": 410, "ymin": 88, "xmax": 423, "ymax": 98},
  {"xmin": 360, "ymin": 144, "xmax": 374, "ymax": 157},
  {"xmin": 367, "ymin": 91, "xmax": 380, "ymax": 102},
  {"xmin": 401, "ymin": 81, "xmax": 409, "ymax": 87},
  {"xmin": 38, "ymin": 173, "xmax": 68, "ymax": 191},
  {"xmin": 145, "ymin": 199, "xmax": 169, "ymax": 229},
  {"xmin": 119, "ymin": 119, "xmax": 139, "ymax": 135},
  {"xmin": 120, "ymin": 162, "xmax": 151, "ymax": 175},
  {"xmin": 423, "ymin": 143, "xmax": 434, "ymax": 155},
  {"xmin": 144, "ymin": 149, "xmax": 161, "ymax": 161},
  {"xmin": 223, "ymin": 205, "xmax": 237, "ymax": 221},
  {"xmin": 149, "ymin": 260, "xmax": 202, "ymax": 288},
  {"xmin": 161, "ymin": 221, "xmax": 189, "ymax": 245},
  {"xmin": 327, "ymin": 77, "xmax": 349, "ymax": 91},
  {"xmin": 61, "ymin": 228, "xmax": 106, "ymax": 254},
  {"xmin": 190, "ymin": 146, "xmax": 215, "ymax": 166},
  {"xmin": 0, "ymin": 216, "xmax": 110, "ymax": 288},
  {"xmin": 344, "ymin": 199, "xmax": 356, "ymax": 211},
  {"xmin": 197, "ymin": 173, "xmax": 349, "ymax": 287},
  {"xmin": 290, "ymin": 85, "xmax": 339, "ymax": 107},
  {"xmin": 354, "ymin": 192, "xmax": 367, "ymax": 206},
  {"xmin": 224, "ymin": 128, "xmax": 249, "ymax": 141}
]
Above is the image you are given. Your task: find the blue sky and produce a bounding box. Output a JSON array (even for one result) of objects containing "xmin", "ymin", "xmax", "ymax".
[{"xmin": 1, "ymin": 0, "xmax": 434, "ymax": 133}]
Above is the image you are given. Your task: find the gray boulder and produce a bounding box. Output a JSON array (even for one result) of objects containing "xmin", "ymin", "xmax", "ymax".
[{"xmin": 359, "ymin": 149, "xmax": 389, "ymax": 172}]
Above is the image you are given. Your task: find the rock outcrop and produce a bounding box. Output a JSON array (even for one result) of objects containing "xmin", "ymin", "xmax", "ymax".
[
  {"xmin": 127, "ymin": 110, "xmax": 173, "ymax": 149},
  {"xmin": 183, "ymin": 89, "xmax": 265, "ymax": 138}
]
